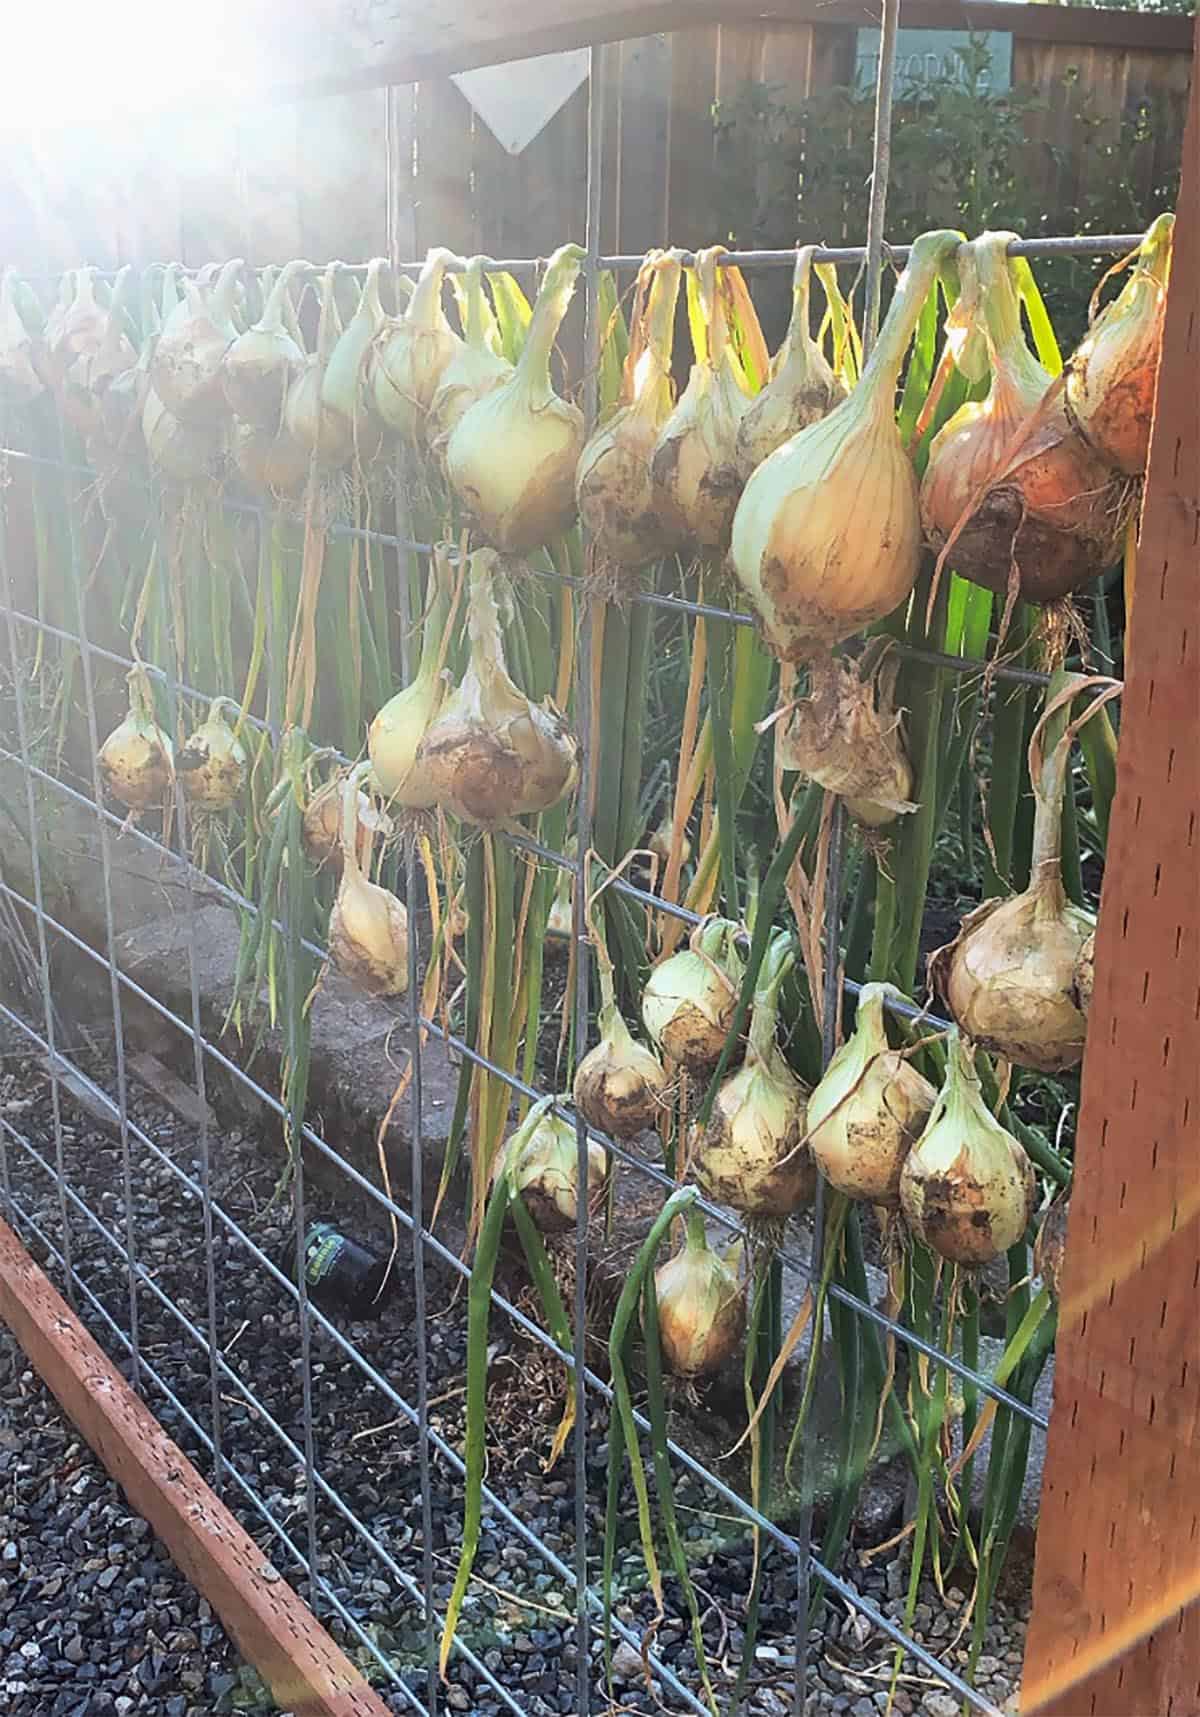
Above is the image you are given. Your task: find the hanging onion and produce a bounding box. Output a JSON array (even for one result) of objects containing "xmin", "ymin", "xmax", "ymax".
[
  {"xmin": 416, "ymin": 549, "xmax": 578, "ymax": 825},
  {"xmin": 493, "ymin": 1095, "xmax": 607, "ymax": 1234},
  {"xmin": 1065, "ymin": 213, "xmax": 1173, "ymax": 477},
  {"xmin": 930, "ymin": 688, "xmax": 1108, "ymax": 1072},
  {"xmin": 371, "ymin": 247, "xmax": 462, "ymax": 439},
  {"xmin": 0, "ymin": 269, "xmax": 44, "ymax": 402},
  {"xmin": 807, "ymin": 983, "xmax": 935, "ymax": 1205},
  {"xmin": 150, "ymin": 259, "xmax": 243, "ymax": 425},
  {"xmin": 303, "ymin": 772, "xmax": 392, "ymax": 874},
  {"xmin": 642, "ymin": 916, "xmax": 744, "ymax": 1076},
  {"xmin": 921, "ymin": 232, "xmax": 1128, "ymax": 604},
  {"xmin": 222, "ymin": 260, "xmax": 306, "ymax": 428},
  {"xmin": 650, "ymin": 247, "xmax": 751, "ymax": 552},
  {"xmin": 327, "ymin": 766, "xmax": 409, "ymax": 997},
  {"xmin": 142, "ymin": 386, "xmax": 223, "ymax": 483},
  {"xmin": 368, "ymin": 547, "xmax": 451, "ymax": 810},
  {"xmin": 655, "ymin": 1211, "xmax": 745, "ymax": 1380},
  {"xmin": 59, "ymin": 266, "xmax": 137, "ymax": 435},
  {"xmin": 176, "ymin": 697, "xmax": 247, "ymax": 812},
  {"xmin": 98, "ymin": 669, "xmax": 174, "ymax": 811},
  {"xmin": 574, "ymin": 905, "xmax": 670, "ymax": 1140},
  {"xmin": 575, "ymin": 250, "xmax": 686, "ymax": 570},
  {"xmin": 446, "ymin": 244, "xmax": 584, "ymax": 552},
  {"xmin": 735, "ymin": 246, "xmax": 846, "ymax": 478},
  {"xmin": 427, "ymin": 256, "xmax": 513, "ymax": 452},
  {"xmin": 775, "ymin": 650, "xmax": 916, "ymax": 828},
  {"xmin": 731, "ymin": 229, "xmax": 963, "ymax": 661},
  {"xmin": 318, "ymin": 258, "xmax": 389, "ymax": 467},
  {"xmin": 692, "ymin": 933, "xmax": 814, "ymax": 1219},
  {"xmin": 899, "ymin": 1030, "xmax": 1036, "ymax": 1265}
]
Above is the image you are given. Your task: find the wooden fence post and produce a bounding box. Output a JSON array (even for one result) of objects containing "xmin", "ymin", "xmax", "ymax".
[{"xmin": 1021, "ymin": 41, "xmax": 1200, "ymax": 1717}]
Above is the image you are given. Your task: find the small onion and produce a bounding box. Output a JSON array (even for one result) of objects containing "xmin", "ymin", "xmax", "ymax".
[
  {"xmin": 176, "ymin": 697, "xmax": 247, "ymax": 812},
  {"xmin": 150, "ymin": 259, "xmax": 243, "ymax": 426},
  {"xmin": 807, "ymin": 983, "xmax": 936, "ymax": 1206},
  {"xmin": 371, "ymin": 248, "xmax": 463, "ymax": 440},
  {"xmin": 98, "ymin": 670, "xmax": 174, "ymax": 811},
  {"xmin": 574, "ymin": 913, "xmax": 669, "ymax": 1140},
  {"xmin": 222, "ymin": 261, "xmax": 306, "ymax": 428},
  {"xmin": 654, "ymin": 1211, "xmax": 745, "ymax": 1380},
  {"xmin": 734, "ymin": 246, "xmax": 846, "ymax": 478},
  {"xmin": 327, "ymin": 767, "xmax": 409, "ymax": 997},
  {"xmin": 900, "ymin": 1031, "xmax": 1036, "ymax": 1265},
  {"xmin": 303, "ymin": 774, "xmax": 392, "ymax": 875},
  {"xmin": 368, "ymin": 549, "xmax": 451, "ymax": 810},
  {"xmin": 493, "ymin": 1095, "xmax": 608, "ymax": 1234},
  {"xmin": 642, "ymin": 917, "xmax": 744, "ymax": 1076}
]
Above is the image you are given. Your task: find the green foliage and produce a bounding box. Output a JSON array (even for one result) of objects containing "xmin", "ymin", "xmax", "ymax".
[{"xmin": 712, "ymin": 35, "xmax": 1184, "ymax": 344}]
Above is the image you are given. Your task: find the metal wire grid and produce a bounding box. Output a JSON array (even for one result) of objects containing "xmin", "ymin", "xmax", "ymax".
[{"xmin": 0, "ymin": 38, "xmax": 1134, "ymax": 1717}]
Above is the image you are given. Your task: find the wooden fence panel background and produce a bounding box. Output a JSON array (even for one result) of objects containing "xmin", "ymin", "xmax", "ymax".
[{"xmin": 0, "ymin": 10, "xmax": 1190, "ymax": 277}]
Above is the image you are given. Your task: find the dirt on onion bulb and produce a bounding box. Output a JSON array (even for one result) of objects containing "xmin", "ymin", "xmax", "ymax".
[
  {"xmin": 416, "ymin": 549, "xmax": 578, "ymax": 825},
  {"xmin": 1065, "ymin": 212, "xmax": 1173, "ymax": 477},
  {"xmin": 493, "ymin": 1096, "xmax": 608, "ymax": 1234},
  {"xmin": 775, "ymin": 650, "xmax": 916, "ymax": 828},
  {"xmin": 574, "ymin": 910, "xmax": 669, "ymax": 1140},
  {"xmin": 734, "ymin": 246, "xmax": 846, "ymax": 479},
  {"xmin": 731, "ymin": 229, "xmax": 963, "ymax": 662},
  {"xmin": 575, "ymin": 250, "xmax": 687, "ymax": 570},
  {"xmin": 692, "ymin": 933, "xmax": 814, "ymax": 1219},
  {"xmin": 327, "ymin": 766, "xmax": 409, "ymax": 997},
  {"xmin": 930, "ymin": 682, "xmax": 1111, "ymax": 1072},
  {"xmin": 98, "ymin": 670, "xmax": 174, "ymax": 811},
  {"xmin": 176, "ymin": 697, "xmax": 246, "ymax": 812},
  {"xmin": 642, "ymin": 916, "xmax": 744, "ymax": 1076},
  {"xmin": 899, "ymin": 1030, "xmax": 1036, "ymax": 1265},
  {"xmin": 654, "ymin": 1211, "xmax": 745, "ymax": 1380}
]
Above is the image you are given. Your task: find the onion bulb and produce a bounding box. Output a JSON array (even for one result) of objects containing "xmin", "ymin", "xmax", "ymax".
[
  {"xmin": 692, "ymin": 933, "xmax": 814, "ymax": 1218},
  {"xmin": 59, "ymin": 267, "xmax": 136, "ymax": 435},
  {"xmin": 446, "ymin": 244, "xmax": 584, "ymax": 552},
  {"xmin": 731, "ymin": 229, "xmax": 963, "ymax": 661},
  {"xmin": 142, "ymin": 386, "xmax": 223, "ymax": 483},
  {"xmin": 930, "ymin": 696, "xmax": 1096, "ymax": 1072},
  {"xmin": 574, "ymin": 909, "xmax": 669, "ymax": 1140},
  {"xmin": 231, "ymin": 419, "xmax": 310, "ymax": 498},
  {"xmin": 222, "ymin": 261, "xmax": 306, "ymax": 428},
  {"xmin": 98, "ymin": 669, "xmax": 174, "ymax": 811},
  {"xmin": 371, "ymin": 248, "xmax": 462, "ymax": 439},
  {"xmin": 650, "ymin": 247, "xmax": 751, "ymax": 551},
  {"xmin": 1065, "ymin": 213, "xmax": 1173, "ymax": 477},
  {"xmin": 807, "ymin": 983, "xmax": 935, "ymax": 1205},
  {"xmin": 0, "ymin": 269, "xmax": 44, "ymax": 402},
  {"xmin": 735, "ymin": 246, "xmax": 846, "ymax": 478},
  {"xmin": 417, "ymin": 549, "xmax": 578, "ymax": 825},
  {"xmin": 493, "ymin": 1095, "xmax": 607, "ymax": 1234},
  {"xmin": 546, "ymin": 858, "xmax": 573, "ymax": 940},
  {"xmin": 575, "ymin": 250, "xmax": 686, "ymax": 570},
  {"xmin": 642, "ymin": 916, "xmax": 744, "ymax": 1076},
  {"xmin": 327, "ymin": 766, "xmax": 409, "ymax": 997},
  {"xmin": 776, "ymin": 651, "xmax": 915, "ymax": 828},
  {"xmin": 303, "ymin": 772, "xmax": 392, "ymax": 874},
  {"xmin": 368, "ymin": 548, "xmax": 451, "ymax": 810},
  {"xmin": 921, "ymin": 232, "xmax": 1127, "ymax": 604},
  {"xmin": 899, "ymin": 1030, "xmax": 1036, "ymax": 1265},
  {"xmin": 1072, "ymin": 929, "xmax": 1095, "ymax": 1017},
  {"xmin": 150, "ymin": 259, "xmax": 243, "ymax": 425},
  {"xmin": 176, "ymin": 697, "xmax": 247, "ymax": 812},
  {"xmin": 427, "ymin": 256, "xmax": 513, "ymax": 452},
  {"xmin": 655, "ymin": 1211, "xmax": 745, "ymax": 1379}
]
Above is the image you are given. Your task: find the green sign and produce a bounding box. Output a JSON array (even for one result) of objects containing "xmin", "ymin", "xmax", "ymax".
[{"xmin": 855, "ymin": 29, "xmax": 1013, "ymax": 96}]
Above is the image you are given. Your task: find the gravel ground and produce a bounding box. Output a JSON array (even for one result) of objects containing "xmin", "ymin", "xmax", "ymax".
[{"xmin": 0, "ymin": 1021, "xmax": 1029, "ymax": 1715}]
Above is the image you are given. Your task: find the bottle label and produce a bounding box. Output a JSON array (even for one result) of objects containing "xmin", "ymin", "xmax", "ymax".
[{"xmin": 304, "ymin": 1223, "xmax": 345, "ymax": 1288}]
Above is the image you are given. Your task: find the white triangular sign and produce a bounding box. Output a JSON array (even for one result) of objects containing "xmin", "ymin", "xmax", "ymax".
[{"xmin": 452, "ymin": 49, "xmax": 590, "ymax": 156}]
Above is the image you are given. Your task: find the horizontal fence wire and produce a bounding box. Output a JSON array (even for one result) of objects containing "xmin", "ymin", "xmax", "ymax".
[{"xmin": 0, "ymin": 216, "xmax": 1112, "ymax": 1714}]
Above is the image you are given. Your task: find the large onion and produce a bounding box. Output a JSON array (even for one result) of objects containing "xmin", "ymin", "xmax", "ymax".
[
  {"xmin": 899, "ymin": 1030, "xmax": 1036, "ymax": 1265},
  {"xmin": 655, "ymin": 1211, "xmax": 745, "ymax": 1380},
  {"xmin": 1065, "ymin": 212, "xmax": 1174, "ymax": 477},
  {"xmin": 493, "ymin": 1095, "xmax": 607, "ymax": 1234},
  {"xmin": 176, "ymin": 697, "xmax": 247, "ymax": 812},
  {"xmin": 416, "ymin": 549, "xmax": 578, "ymax": 825},
  {"xmin": 222, "ymin": 260, "xmax": 306, "ymax": 428},
  {"xmin": 807, "ymin": 983, "xmax": 935, "ymax": 1205},
  {"xmin": 731, "ymin": 229, "xmax": 963, "ymax": 662},
  {"xmin": 922, "ymin": 232, "xmax": 1128, "ymax": 605},
  {"xmin": 735, "ymin": 245, "xmax": 846, "ymax": 478},
  {"xmin": 150, "ymin": 259, "xmax": 243, "ymax": 425},
  {"xmin": 446, "ymin": 244, "xmax": 584, "ymax": 552},
  {"xmin": 98, "ymin": 670, "xmax": 174, "ymax": 811},
  {"xmin": 575, "ymin": 250, "xmax": 686, "ymax": 571},
  {"xmin": 650, "ymin": 247, "xmax": 751, "ymax": 552},
  {"xmin": 642, "ymin": 916, "xmax": 744, "ymax": 1076}
]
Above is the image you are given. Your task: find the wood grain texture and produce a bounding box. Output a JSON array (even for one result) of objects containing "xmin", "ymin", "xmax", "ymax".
[
  {"xmin": 1022, "ymin": 41, "xmax": 1200, "ymax": 1717},
  {"xmin": 0, "ymin": 1216, "xmax": 391, "ymax": 1717}
]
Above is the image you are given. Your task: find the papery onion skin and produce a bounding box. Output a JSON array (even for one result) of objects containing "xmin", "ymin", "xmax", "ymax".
[
  {"xmin": 807, "ymin": 983, "xmax": 935, "ymax": 1205},
  {"xmin": 1034, "ymin": 1195, "xmax": 1069, "ymax": 1298},
  {"xmin": 900, "ymin": 1032, "xmax": 1036, "ymax": 1265},
  {"xmin": 732, "ymin": 230, "xmax": 964, "ymax": 662},
  {"xmin": 302, "ymin": 779, "xmax": 391, "ymax": 874},
  {"xmin": 777, "ymin": 653, "xmax": 916, "ymax": 828},
  {"xmin": 1072, "ymin": 929, "xmax": 1095, "ymax": 1017},
  {"xmin": 1065, "ymin": 213, "xmax": 1173, "ymax": 477},
  {"xmin": 655, "ymin": 1214, "xmax": 745, "ymax": 1379}
]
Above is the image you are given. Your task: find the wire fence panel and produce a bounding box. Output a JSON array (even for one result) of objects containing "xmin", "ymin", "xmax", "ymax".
[{"xmin": 0, "ymin": 54, "xmax": 1149, "ymax": 1717}]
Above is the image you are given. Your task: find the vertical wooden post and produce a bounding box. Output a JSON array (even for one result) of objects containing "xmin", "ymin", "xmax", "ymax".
[{"xmin": 1022, "ymin": 46, "xmax": 1200, "ymax": 1717}]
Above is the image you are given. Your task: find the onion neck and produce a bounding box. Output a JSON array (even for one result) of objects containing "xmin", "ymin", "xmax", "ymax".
[
  {"xmin": 860, "ymin": 229, "xmax": 965, "ymax": 400},
  {"xmin": 782, "ymin": 245, "xmax": 817, "ymax": 359},
  {"xmin": 851, "ymin": 982, "xmax": 892, "ymax": 1056},
  {"xmin": 1137, "ymin": 212, "xmax": 1174, "ymax": 288},
  {"xmin": 1029, "ymin": 729, "xmax": 1070, "ymax": 901},
  {"xmin": 514, "ymin": 243, "xmax": 583, "ymax": 407},
  {"xmin": 976, "ymin": 232, "xmax": 1050, "ymax": 401},
  {"xmin": 315, "ymin": 264, "xmax": 344, "ymax": 362},
  {"xmin": 339, "ymin": 760, "xmax": 372, "ymax": 885},
  {"xmin": 684, "ymin": 1207, "xmax": 710, "ymax": 1254},
  {"xmin": 462, "ymin": 257, "xmax": 493, "ymax": 350},
  {"xmin": 406, "ymin": 248, "xmax": 456, "ymax": 332},
  {"xmin": 644, "ymin": 252, "xmax": 683, "ymax": 377},
  {"xmin": 747, "ymin": 932, "xmax": 794, "ymax": 1064}
]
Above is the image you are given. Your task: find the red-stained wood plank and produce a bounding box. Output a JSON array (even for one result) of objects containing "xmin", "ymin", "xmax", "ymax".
[
  {"xmin": 1022, "ymin": 42, "xmax": 1200, "ymax": 1717},
  {"xmin": 0, "ymin": 1216, "xmax": 391, "ymax": 1717}
]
